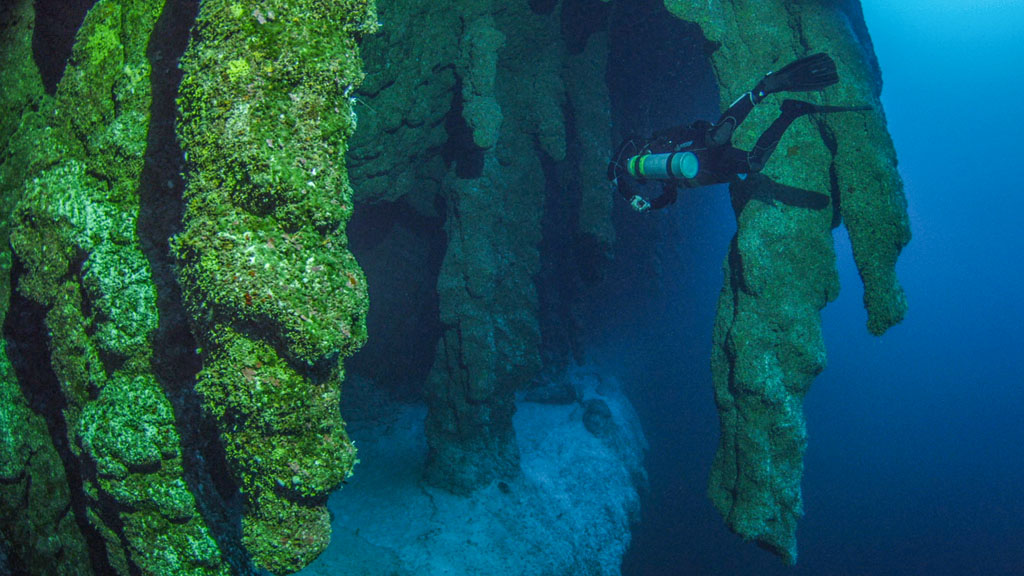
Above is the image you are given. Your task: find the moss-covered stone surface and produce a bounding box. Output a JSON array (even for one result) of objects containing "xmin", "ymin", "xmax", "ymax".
[
  {"xmin": 173, "ymin": 0, "xmax": 374, "ymax": 572},
  {"xmin": 2, "ymin": 1, "xmax": 235, "ymax": 574},
  {"xmin": 665, "ymin": 0, "xmax": 909, "ymax": 564}
]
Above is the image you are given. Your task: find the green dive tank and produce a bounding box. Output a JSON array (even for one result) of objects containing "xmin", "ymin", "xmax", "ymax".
[{"xmin": 626, "ymin": 151, "xmax": 699, "ymax": 180}]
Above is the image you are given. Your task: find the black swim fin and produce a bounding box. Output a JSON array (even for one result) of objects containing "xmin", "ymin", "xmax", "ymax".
[
  {"xmin": 755, "ymin": 53, "xmax": 839, "ymax": 100},
  {"xmin": 780, "ymin": 98, "xmax": 872, "ymax": 116}
]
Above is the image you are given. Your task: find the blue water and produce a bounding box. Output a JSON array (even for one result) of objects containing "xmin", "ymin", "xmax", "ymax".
[
  {"xmin": 600, "ymin": 2, "xmax": 1024, "ymax": 574},
  {"xmin": 805, "ymin": 2, "xmax": 1024, "ymax": 573}
]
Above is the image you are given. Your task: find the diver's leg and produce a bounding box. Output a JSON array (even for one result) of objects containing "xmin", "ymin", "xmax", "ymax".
[
  {"xmin": 706, "ymin": 91, "xmax": 757, "ymax": 148},
  {"xmin": 707, "ymin": 54, "xmax": 842, "ymax": 149},
  {"xmin": 744, "ymin": 103, "xmax": 804, "ymax": 172},
  {"xmin": 746, "ymin": 99, "xmax": 872, "ymax": 172}
]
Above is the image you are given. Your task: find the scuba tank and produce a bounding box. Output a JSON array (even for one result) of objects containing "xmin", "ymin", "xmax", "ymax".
[{"xmin": 625, "ymin": 151, "xmax": 699, "ymax": 181}]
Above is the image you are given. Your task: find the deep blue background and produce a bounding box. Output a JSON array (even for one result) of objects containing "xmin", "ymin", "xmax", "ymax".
[{"xmin": 596, "ymin": 2, "xmax": 1024, "ymax": 574}]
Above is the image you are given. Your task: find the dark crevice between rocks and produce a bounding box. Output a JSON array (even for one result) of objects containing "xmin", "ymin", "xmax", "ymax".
[
  {"xmin": 136, "ymin": 1, "xmax": 253, "ymax": 573},
  {"xmin": 3, "ymin": 259, "xmax": 115, "ymax": 576},
  {"xmin": 535, "ymin": 105, "xmax": 584, "ymax": 377},
  {"xmin": 441, "ymin": 75, "xmax": 484, "ymax": 179},
  {"xmin": 560, "ymin": 0, "xmax": 610, "ymax": 55},
  {"xmin": 346, "ymin": 198, "xmax": 446, "ymax": 402},
  {"xmin": 31, "ymin": 0, "xmax": 96, "ymax": 95},
  {"xmin": 819, "ymin": 123, "xmax": 844, "ymax": 229},
  {"xmin": 528, "ymin": 0, "xmax": 558, "ymax": 16}
]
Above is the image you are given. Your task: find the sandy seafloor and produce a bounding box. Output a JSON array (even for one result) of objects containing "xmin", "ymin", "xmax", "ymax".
[{"xmin": 295, "ymin": 366, "xmax": 648, "ymax": 576}]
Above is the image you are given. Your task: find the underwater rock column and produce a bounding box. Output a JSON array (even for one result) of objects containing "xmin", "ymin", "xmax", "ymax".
[
  {"xmin": 565, "ymin": 31, "xmax": 616, "ymax": 276},
  {"xmin": 340, "ymin": 0, "xmax": 615, "ymax": 494},
  {"xmin": 665, "ymin": 0, "xmax": 909, "ymax": 564},
  {"xmin": 345, "ymin": 0, "xmax": 461, "ymax": 209},
  {"xmin": 425, "ymin": 5, "xmax": 567, "ymax": 492},
  {"xmin": 811, "ymin": 11, "xmax": 910, "ymax": 335},
  {"xmin": 174, "ymin": 0, "xmax": 374, "ymax": 572},
  {"xmin": 4, "ymin": 1, "xmax": 231, "ymax": 574}
]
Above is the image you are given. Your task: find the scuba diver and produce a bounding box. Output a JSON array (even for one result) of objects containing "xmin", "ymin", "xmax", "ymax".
[{"xmin": 607, "ymin": 53, "xmax": 872, "ymax": 212}]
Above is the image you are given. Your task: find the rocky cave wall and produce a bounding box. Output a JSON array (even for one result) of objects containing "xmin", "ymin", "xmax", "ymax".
[
  {"xmin": 0, "ymin": 5, "xmax": 97, "ymax": 574},
  {"xmin": 2, "ymin": 1, "xmax": 236, "ymax": 573},
  {"xmin": 665, "ymin": 0, "xmax": 910, "ymax": 564},
  {"xmin": 0, "ymin": 0, "xmax": 377, "ymax": 574},
  {"xmin": 0, "ymin": 0, "xmax": 910, "ymax": 572},
  {"xmin": 346, "ymin": 0, "xmax": 615, "ymax": 493},
  {"xmin": 0, "ymin": 0, "xmax": 619, "ymax": 570},
  {"xmin": 0, "ymin": 0, "xmax": 614, "ymax": 571}
]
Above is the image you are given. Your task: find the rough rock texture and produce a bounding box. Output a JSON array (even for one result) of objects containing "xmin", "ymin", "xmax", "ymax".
[
  {"xmin": 173, "ymin": 0, "xmax": 375, "ymax": 572},
  {"xmin": 459, "ymin": 16, "xmax": 506, "ymax": 151},
  {"xmin": 2, "ymin": 1, "xmax": 230, "ymax": 574},
  {"xmin": 295, "ymin": 367, "xmax": 646, "ymax": 576},
  {"xmin": 2, "ymin": 15, "xmax": 93, "ymax": 543},
  {"xmin": 349, "ymin": 0, "xmax": 615, "ymax": 494},
  {"xmin": 565, "ymin": 32, "xmax": 616, "ymax": 271},
  {"xmin": 811, "ymin": 10, "xmax": 910, "ymax": 336},
  {"xmin": 345, "ymin": 0, "xmax": 461, "ymax": 211},
  {"xmin": 0, "ymin": 340, "xmax": 93, "ymax": 576},
  {"xmin": 0, "ymin": 0, "xmax": 41, "ymax": 147},
  {"xmin": 425, "ymin": 2, "xmax": 567, "ymax": 493},
  {"xmin": 665, "ymin": 0, "xmax": 909, "ymax": 564}
]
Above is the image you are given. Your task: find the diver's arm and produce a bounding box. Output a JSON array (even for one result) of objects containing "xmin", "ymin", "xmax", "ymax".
[
  {"xmin": 607, "ymin": 144, "xmax": 645, "ymax": 210},
  {"xmin": 649, "ymin": 183, "xmax": 678, "ymax": 210}
]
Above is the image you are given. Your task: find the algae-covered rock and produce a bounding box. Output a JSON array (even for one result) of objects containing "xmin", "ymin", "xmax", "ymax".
[
  {"xmin": 665, "ymin": 0, "xmax": 909, "ymax": 564},
  {"xmin": 808, "ymin": 11, "xmax": 910, "ymax": 335},
  {"xmin": 0, "ymin": 0, "xmax": 43, "ymax": 147},
  {"xmin": 0, "ymin": 339, "xmax": 93, "ymax": 576},
  {"xmin": 459, "ymin": 16, "xmax": 506, "ymax": 150},
  {"xmin": 3, "ymin": 1, "xmax": 232, "ymax": 574},
  {"xmin": 174, "ymin": 0, "xmax": 373, "ymax": 572}
]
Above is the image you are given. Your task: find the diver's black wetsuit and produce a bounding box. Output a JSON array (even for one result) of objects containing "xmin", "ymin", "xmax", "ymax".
[{"xmin": 608, "ymin": 53, "xmax": 870, "ymax": 212}]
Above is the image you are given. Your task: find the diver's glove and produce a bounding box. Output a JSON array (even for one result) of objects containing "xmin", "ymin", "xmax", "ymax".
[{"xmin": 630, "ymin": 195, "xmax": 651, "ymax": 213}]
